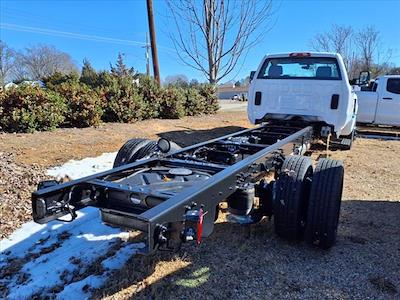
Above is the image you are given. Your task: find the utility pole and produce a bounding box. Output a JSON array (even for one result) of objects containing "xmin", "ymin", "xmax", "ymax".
[
  {"xmin": 142, "ymin": 34, "xmax": 151, "ymax": 77},
  {"xmin": 146, "ymin": 0, "xmax": 160, "ymax": 86}
]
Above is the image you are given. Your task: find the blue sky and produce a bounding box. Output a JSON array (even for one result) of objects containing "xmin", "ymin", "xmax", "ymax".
[{"xmin": 1, "ymin": 0, "xmax": 399, "ymax": 83}]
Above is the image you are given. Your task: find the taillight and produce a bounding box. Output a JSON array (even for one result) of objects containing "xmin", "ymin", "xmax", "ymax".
[{"xmin": 289, "ymin": 52, "xmax": 311, "ymax": 58}]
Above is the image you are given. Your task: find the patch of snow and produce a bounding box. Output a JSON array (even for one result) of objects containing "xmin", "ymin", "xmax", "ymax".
[
  {"xmin": 1, "ymin": 207, "xmax": 98, "ymax": 253},
  {"xmin": 1, "ymin": 208, "xmax": 144, "ymax": 299},
  {"xmin": 0, "ymin": 153, "xmax": 148, "ymax": 299},
  {"xmin": 102, "ymin": 242, "xmax": 145, "ymax": 270},
  {"xmin": 57, "ymin": 274, "xmax": 105, "ymax": 299},
  {"xmin": 46, "ymin": 152, "xmax": 117, "ymax": 180},
  {"xmin": 57, "ymin": 242, "xmax": 145, "ymax": 299}
]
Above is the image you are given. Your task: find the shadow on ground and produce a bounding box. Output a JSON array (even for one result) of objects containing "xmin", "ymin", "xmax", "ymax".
[
  {"xmin": 156, "ymin": 125, "xmax": 246, "ymax": 148},
  {"xmin": 95, "ymin": 200, "xmax": 400, "ymax": 299}
]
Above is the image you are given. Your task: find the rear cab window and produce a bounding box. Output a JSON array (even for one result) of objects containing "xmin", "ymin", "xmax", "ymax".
[
  {"xmin": 386, "ymin": 78, "xmax": 400, "ymax": 94},
  {"xmin": 257, "ymin": 57, "xmax": 342, "ymax": 80}
]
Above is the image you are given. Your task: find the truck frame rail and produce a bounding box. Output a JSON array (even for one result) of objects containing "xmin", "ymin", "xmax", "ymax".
[{"xmin": 32, "ymin": 123, "xmax": 314, "ymax": 254}]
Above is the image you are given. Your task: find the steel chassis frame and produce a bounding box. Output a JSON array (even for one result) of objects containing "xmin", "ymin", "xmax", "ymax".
[{"xmin": 32, "ymin": 123, "xmax": 314, "ymax": 254}]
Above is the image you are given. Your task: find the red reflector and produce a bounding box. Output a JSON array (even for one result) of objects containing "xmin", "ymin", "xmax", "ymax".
[
  {"xmin": 196, "ymin": 208, "xmax": 204, "ymax": 245},
  {"xmin": 289, "ymin": 52, "xmax": 311, "ymax": 57}
]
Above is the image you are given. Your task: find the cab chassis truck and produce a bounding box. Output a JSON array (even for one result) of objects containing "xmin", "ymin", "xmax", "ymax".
[
  {"xmin": 32, "ymin": 123, "xmax": 343, "ymax": 254},
  {"xmin": 32, "ymin": 52, "xmax": 352, "ymax": 254}
]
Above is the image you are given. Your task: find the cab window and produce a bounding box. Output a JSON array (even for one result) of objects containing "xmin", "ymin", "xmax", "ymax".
[
  {"xmin": 386, "ymin": 78, "xmax": 400, "ymax": 94},
  {"xmin": 257, "ymin": 57, "xmax": 342, "ymax": 80}
]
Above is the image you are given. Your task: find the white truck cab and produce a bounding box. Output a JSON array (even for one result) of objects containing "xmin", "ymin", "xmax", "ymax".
[
  {"xmin": 248, "ymin": 52, "xmax": 357, "ymax": 138},
  {"xmin": 355, "ymin": 75, "xmax": 400, "ymax": 126}
]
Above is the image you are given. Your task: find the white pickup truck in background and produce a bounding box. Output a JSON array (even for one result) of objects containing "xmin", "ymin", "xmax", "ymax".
[
  {"xmin": 355, "ymin": 75, "xmax": 400, "ymax": 126},
  {"xmin": 248, "ymin": 52, "xmax": 357, "ymax": 149}
]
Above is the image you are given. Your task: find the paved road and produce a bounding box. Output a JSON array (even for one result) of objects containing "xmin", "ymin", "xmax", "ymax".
[{"xmin": 218, "ymin": 100, "xmax": 248, "ymax": 112}]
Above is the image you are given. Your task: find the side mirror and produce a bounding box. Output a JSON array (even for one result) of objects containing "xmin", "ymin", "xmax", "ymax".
[
  {"xmin": 157, "ymin": 138, "xmax": 171, "ymax": 153},
  {"xmin": 250, "ymin": 71, "xmax": 256, "ymax": 81},
  {"xmin": 359, "ymin": 71, "xmax": 370, "ymax": 85}
]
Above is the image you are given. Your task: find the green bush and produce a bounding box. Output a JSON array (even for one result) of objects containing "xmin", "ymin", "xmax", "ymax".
[
  {"xmin": 137, "ymin": 76, "xmax": 162, "ymax": 119},
  {"xmin": 96, "ymin": 70, "xmax": 113, "ymax": 87},
  {"xmin": 101, "ymin": 76, "xmax": 146, "ymax": 123},
  {"xmin": 0, "ymin": 85, "xmax": 67, "ymax": 133},
  {"xmin": 80, "ymin": 59, "xmax": 100, "ymax": 89},
  {"xmin": 198, "ymin": 84, "xmax": 219, "ymax": 114},
  {"xmin": 55, "ymin": 82, "xmax": 102, "ymax": 127},
  {"xmin": 0, "ymin": 68, "xmax": 220, "ymax": 133},
  {"xmin": 159, "ymin": 87, "xmax": 186, "ymax": 119},
  {"xmin": 184, "ymin": 88, "xmax": 206, "ymax": 116},
  {"xmin": 42, "ymin": 72, "xmax": 80, "ymax": 90}
]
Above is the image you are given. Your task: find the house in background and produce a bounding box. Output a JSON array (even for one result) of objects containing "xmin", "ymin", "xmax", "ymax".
[{"xmin": 217, "ymin": 85, "xmax": 248, "ymax": 100}]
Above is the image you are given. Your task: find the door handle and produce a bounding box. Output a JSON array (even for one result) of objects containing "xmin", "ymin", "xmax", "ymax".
[{"xmin": 382, "ymin": 97, "xmax": 393, "ymax": 100}]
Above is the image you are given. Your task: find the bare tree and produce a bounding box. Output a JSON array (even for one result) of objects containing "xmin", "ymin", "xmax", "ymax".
[
  {"xmin": 310, "ymin": 24, "xmax": 354, "ymax": 71},
  {"xmin": 11, "ymin": 53, "xmax": 30, "ymax": 83},
  {"xmin": 164, "ymin": 74, "xmax": 189, "ymax": 86},
  {"xmin": 330, "ymin": 25, "xmax": 353, "ymax": 57},
  {"xmin": 388, "ymin": 66, "xmax": 400, "ymax": 75},
  {"xmin": 17, "ymin": 45, "xmax": 77, "ymax": 80},
  {"xmin": 310, "ymin": 24, "xmax": 397, "ymax": 79},
  {"xmin": 0, "ymin": 41, "xmax": 15, "ymax": 87},
  {"xmin": 355, "ymin": 26, "xmax": 379, "ymax": 71},
  {"xmin": 166, "ymin": 0, "xmax": 273, "ymax": 84},
  {"xmin": 310, "ymin": 33, "xmax": 331, "ymax": 52}
]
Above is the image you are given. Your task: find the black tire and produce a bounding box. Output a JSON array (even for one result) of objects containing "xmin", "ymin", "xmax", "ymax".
[
  {"xmin": 136, "ymin": 140, "xmax": 182, "ymax": 160},
  {"xmin": 113, "ymin": 138, "xmax": 150, "ymax": 168},
  {"xmin": 114, "ymin": 139, "xmax": 182, "ymax": 168},
  {"xmin": 305, "ymin": 158, "xmax": 344, "ymax": 249},
  {"xmin": 274, "ymin": 155, "xmax": 313, "ymax": 241},
  {"xmin": 134, "ymin": 141, "xmax": 159, "ymax": 160}
]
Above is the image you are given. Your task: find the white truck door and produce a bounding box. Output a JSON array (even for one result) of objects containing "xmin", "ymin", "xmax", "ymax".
[
  {"xmin": 375, "ymin": 78, "xmax": 400, "ymax": 126},
  {"xmin": 356, "ymin": 90, "xmax": 378, "ymax": 123}
]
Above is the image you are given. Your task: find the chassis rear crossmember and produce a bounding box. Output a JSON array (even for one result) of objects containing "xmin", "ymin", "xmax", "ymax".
[{"xmin": 32, "ymin": 124, "xmax": 314, "ymax": 254}]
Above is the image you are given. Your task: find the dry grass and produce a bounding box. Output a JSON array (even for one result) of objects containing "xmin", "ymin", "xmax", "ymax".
[
  {"xmin": 0, "ymin": 111, "xmax": 251, "ymax": 167},
  {"xmin": 95, "ymin": 137, "xmax": 400, "ymax": 299},
  {"xmin": 1, "ymin": 110, "xmax": 399, "ymax": 299}
]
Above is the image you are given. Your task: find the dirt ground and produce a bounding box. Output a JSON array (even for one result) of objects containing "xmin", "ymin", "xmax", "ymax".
[
  {"xmin": 0, "ymin": 111, "xmax": 250, "ymax": 238},
  {"xmin": 1, "ymin": 110, "xmax": 399, "ymax": 299},
  {"xmin": 0, "ymin": 111, "xmax": 251, "ymax": 167}
]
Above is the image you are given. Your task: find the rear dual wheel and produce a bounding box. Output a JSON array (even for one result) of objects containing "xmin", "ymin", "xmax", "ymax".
[
  {"xmin": 305, "ymin": 158, "xmax": 344, "ymax": 249},
  {"xmin": 274, "ymin": 156, "xmax": 344, "ymax": 249},
  {"xmin": 274, "ymin": 155, "xmax": 313, "ymax": 241}
]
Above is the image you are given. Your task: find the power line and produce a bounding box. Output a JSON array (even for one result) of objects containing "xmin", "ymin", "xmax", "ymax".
[
  {"xmin": 0, "ymin": 22, "xmax": 146, "ymax": 46},
  {"xmin": 1, "ymin": 7, "xmax": 128, "ymax": 38},
  {"xmin": 0, "ymin": 23, "xmax": 176, "ymax": 54}
]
